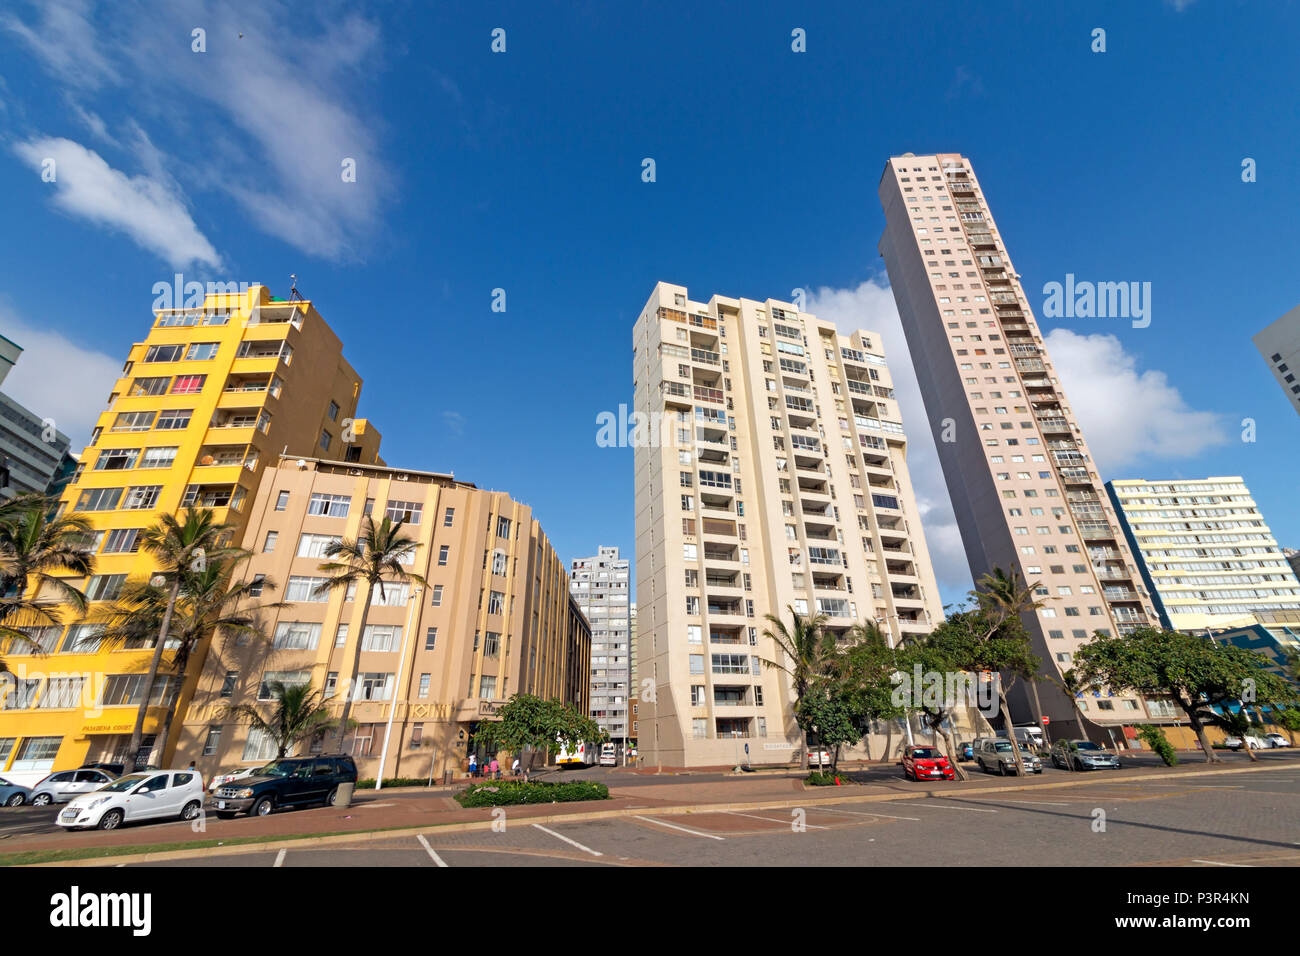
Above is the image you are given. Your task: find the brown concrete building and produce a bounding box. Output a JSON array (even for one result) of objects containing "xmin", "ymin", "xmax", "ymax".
[{"xmin": 175, "ymin": 456, "xmax": 590, "ymax": 780}]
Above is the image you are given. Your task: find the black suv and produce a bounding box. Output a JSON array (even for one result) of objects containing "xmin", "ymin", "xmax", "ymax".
[{"xmin": 209, "ymin": 755, "xmax": 357, "ymax": 818}]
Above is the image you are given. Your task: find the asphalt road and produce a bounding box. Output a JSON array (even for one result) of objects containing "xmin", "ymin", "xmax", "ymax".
[
  {"xmin": 117, "ymin": 764, "xmax": 1300, "ymax": 868},
  {"xmin": 1, "ymin": 748, "xmax": 1290, "ymax": 842}
]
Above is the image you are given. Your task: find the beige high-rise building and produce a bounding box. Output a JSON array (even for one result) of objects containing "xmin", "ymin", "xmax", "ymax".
[
  {"xmin": 878, "ymin": 152, "xmax": 1164, "ymax": 741},
  {"xmin": 176, "ymin": 456, "xmax": 590, "ymax": 781},
  {"xmin": 633, "ymin": 282, "xmax": 948, "ymax": 768},
  {"xmin": 1252, "ymin": 304, "xmax": 1300, "ymax": 416}
]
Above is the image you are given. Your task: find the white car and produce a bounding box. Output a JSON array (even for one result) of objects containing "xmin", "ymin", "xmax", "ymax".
[
  {"xmin": 207, "ymin": 766, "xmax": 262, "ymax": 793},
  {"xmin": 1222, "ymin": 734, "xmax": 1267, "ymax": 751},
  {"xmin": 57, "ymin": 770, "xmax": 205, "ymax": 831},
  {"xmin": 1264, "ymin": 733, "xmax": 1290, "ymax": 748}
]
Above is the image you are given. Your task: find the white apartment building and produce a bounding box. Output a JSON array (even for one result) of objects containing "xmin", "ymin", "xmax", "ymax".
[
  {"xmin": 1108, "ymin": 477, "xmax": 1300, "ymax": 632},
  {"xmin": 1253, "ymin": 304, "xmax": 1300, "ymax": 416},
  {"xmin": 633, "ymin": 281, "xmax": 948, "ymax": 768},
  {"xmin": 570, "ymin": 546, "xmax": 632, "ymax": 748}
]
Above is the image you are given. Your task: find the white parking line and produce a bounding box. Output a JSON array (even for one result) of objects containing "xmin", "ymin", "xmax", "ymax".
[
  {"xmin": 273, "ymin": 849, "xmax": 285, "ymax": 868},
  {"xmin": 725, "ymin": 810, "xmax": 826, "ymax": 829},
  {"xmin": 975, "ymin": 799, "xmax": 1072, "ymax": 806},
  {"xmin": 815, "ymin": 806, "xmax": 922, "ymax": 822},
  {"xmin": 416, "ymin": 834, "xmax": 448, "ymax": 867},
  {"xmin": 633, "ymin": 815, "xmax": 725, "ymax": 840},
  {"xmin": 905, "ymin": 802, "xmax": 997, "ymax": 813},
  {"xmin": 531, "ymin": 823, "xmax": 603, "ymax": 856},
  {"xmin": 1191, "ymin": 859, "xmax": 1252, "ymax": 867}
]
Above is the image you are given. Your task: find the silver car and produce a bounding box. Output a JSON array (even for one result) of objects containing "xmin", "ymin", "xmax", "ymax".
[
  {"xmin": 29, "ymin": 768, "xmax": 116, "ymax": 806},
  {"xmin": 974, "ymin": 738, "xmax": 1042, "ymax": 775}
]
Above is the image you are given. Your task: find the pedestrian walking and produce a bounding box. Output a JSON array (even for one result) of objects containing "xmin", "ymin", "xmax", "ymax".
[
  {"xmin": 468, "ymin": 753, "xmax": 477, "ymax": 778},
  {"xmin": 490, "ymin": 757, "xmax": 500, "ymax": 779},
  {"xmin": 511, "ymin": 757, "xmax": 520, "ymax": 777}
]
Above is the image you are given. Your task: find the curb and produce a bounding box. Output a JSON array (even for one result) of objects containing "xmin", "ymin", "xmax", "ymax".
[{"xmin": 24, "ymin": 757, "xmax": 1295, "ymax": 867}]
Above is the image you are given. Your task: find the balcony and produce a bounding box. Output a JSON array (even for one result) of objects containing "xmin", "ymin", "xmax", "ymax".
[
  {"xmin": 1078, "ymin": 521, "xmax": 1116, "ymax": 540},
  {"xmin": 693, "ymin": 385, "xmax": 724, "ymax": 406},
  {"xmin": 691, "ymin": 347, "xmax": 720, "ymax": 366},
  {"xmin": 701, "ymin": 517, "xmax": 737, "ymax": 538}
]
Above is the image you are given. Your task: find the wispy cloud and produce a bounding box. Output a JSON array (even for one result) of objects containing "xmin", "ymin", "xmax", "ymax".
[
  {"xmin": 0, "ymin": 301, "xmax": 121, "ymax": 453},
  {"xmin": 12, "ymin": 136, "xmax": 222, "ymax": 269},
  {"xmin": 442, "ymin": 411, "xmax": 467, "ymax": 436},
  {"xmin": 6, "ymin": 0, "xmax": 392, "ymax": 261}
]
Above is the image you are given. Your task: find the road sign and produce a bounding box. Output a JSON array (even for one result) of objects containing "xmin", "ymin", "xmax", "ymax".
[{"xmin": 1042, "ymin": 716, "xmax": 1050, "ymax": 724}]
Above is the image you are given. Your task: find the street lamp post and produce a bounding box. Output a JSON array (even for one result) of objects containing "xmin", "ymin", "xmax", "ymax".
[{"xmin": 376, "ymin": 584, "xmax": 422, "ymax": 790}]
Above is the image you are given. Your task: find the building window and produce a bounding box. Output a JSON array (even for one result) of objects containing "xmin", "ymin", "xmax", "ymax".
[
  {"xmin": 425, "ymin": 627, "xmax": 438, "ymax": 651},
  {"xmin": 262, "ymin": 530, "xmax": 278, "ymax": 552},
  {"xmin": 202, "ymin": 726, "xmax": 222, "ymax": 757},
  {"xmin": 487, "ymin": 591, "xmax": 505, "ymax": 614},
  {"xmin": 431, "ymin": 585, "xmax": 443, "ymax": 607},
  {"xmin": 319, "ymin": 429, "xmax": 332, "ymax": 451},
  {"xmin": 438, "ymin": 545, "xmax": 449, "ymax": 565},
  {"xmin": 386, "ymin": 500, "xmax": 422, "ymax": 524},
  {"xmin": 443, "ymin": 507, "xmax": 455, "ymax": 527},
  {"xmin": 308, "ymin": 493, "xmax": 350, "ymax": 517},
  {"xmin": 327, "ymin": 400, "xmax": 340, "ymax": 421},
  {"xmin": 275, "ymin": 491, "xmax": 289, "ymax": 511}
]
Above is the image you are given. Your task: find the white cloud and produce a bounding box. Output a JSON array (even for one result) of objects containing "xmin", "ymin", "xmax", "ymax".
[
  {"xmin": 13, "ymin": 136, "xmax": 222, "ymax": 270},
  {"xmin": 1044, "ymin": 328, "xmax": 1230, "ymax": 470},
  {"xmin": 442, "ymin": 411, "xmax": 467, "ymax": 436},
  {"xmin": 2, "ymin": 0, "xmax": 118, "ymax": 90},
  {"xmin": 0, "ymin": 303, "xmax": 121, "ymax": 454},
  {"xmin": 6, "ymin": 1, "xmax": 392, "ymax": 261},
  {"xmin": 806, "ymin": 279, "xmax": 1231, "ymax": 605}
]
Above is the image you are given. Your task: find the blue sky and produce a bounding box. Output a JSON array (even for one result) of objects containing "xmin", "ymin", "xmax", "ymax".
[{"xmin": 1, "ymin": 0, "xmax": 1296, "ymax": 607}]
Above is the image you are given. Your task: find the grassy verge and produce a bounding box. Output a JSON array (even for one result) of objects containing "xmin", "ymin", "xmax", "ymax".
[{"xmin": 455, "ymin": 780, "xmax": 609, "ymax": 807}]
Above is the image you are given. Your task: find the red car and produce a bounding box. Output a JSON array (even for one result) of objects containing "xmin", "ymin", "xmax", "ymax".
[{"xmin": 901, "ymin": 746, "xmax": 956, "ymax": 781}]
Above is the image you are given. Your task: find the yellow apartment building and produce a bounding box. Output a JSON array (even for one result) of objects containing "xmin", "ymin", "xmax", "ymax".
[{"xmin": 0, "ymin": 284, "xmax": 382, "ymax": 782}]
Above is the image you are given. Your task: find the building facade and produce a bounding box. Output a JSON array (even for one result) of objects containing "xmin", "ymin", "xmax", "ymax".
[
  {"xmin": 878, "ymin": 153, "xmax": 1164, "ymax": 742},
  {"xmin": 175, "ymin": 456, "xmax": 591, "ymax": 781},
  {"xmin": 0, "ymin": 285, "xmax": 383, "ymax": 782},
  {"xmin": 1253, "ymin": 304, "xmax": 1300, "ymax": 416},
  {"xmin": 0, "ymin": 333, "xmax": 73, "ymax": 499},
  {"xmin": 569, "ymin": 546, "xmax": 631, "ymax": 751},
  {"xmin": 633, "ymin": 281, "xmax": 948, "ymax": 768},
  {"xmin": 1107, "ymin": 477, "xmax": 1300, "ymax": 632}
]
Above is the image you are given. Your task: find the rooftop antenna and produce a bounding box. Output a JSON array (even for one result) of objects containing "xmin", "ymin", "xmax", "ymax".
[{"xmin": 288, "ymin": 274, "xmax": 301, "ymax": 302}]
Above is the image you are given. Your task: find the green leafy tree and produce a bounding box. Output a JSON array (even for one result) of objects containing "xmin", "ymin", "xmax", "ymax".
[
  {"xmin": 1136, "ymin": 725, "xmax": 1178, "ymax": 766},
  {"xmin": 798, "ymin": 682, "xmax": 860, "ymax": 774},
  {"xmin": 313, "ymin": 516, "xmax": 426, "ymax": 753},
  {"xmin": 472, "ymin": 693, "xmax": 605, "ymax": 780},
  {"xmin": 759, "ymin": 607, "xmax": 833, "ymax": 770},
  {"xmin": 1074, "ymin": 626, "xmax": 1296, "ymax": 763},
  {"xmin": 224, "ymin": 680, "xmax": 342, "ymax": 758},
  {"xmin": 0, "ymin": 495, "xmax": 94, "ymax": 672},
  {"xmin": 1274, "ymin": 707, "xmax": 1300, "ymax": 746},
  {"xmin": 124, "ymin": 508, "xmax": 241, "ymax": 771},
  {"xmin": 895, "ymin": 619, "xmax": 985, "ymax": 781},
  {"xmin": 834, "ymin": 621, "xmax": 906, "ymax": 763}
]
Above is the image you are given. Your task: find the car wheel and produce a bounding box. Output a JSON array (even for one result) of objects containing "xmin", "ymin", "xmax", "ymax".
[
  {"xmin": 326, "ymin": 787, "xmax": 339, "ymax": 807},
  {"xmin": 5, "ymin": 793, "xmax": 24, "ymax": 807},
  {"xmin": 252, "ymin": 796, "xmax": 275, "ymax": 817},
  {"xmin": 98, "ymin": 809, "xmax": 124, "ymax": 831},
  {"xmin": 998, "ymin": 762, "xmax": 1006, "ymax": 776},
  {"xmin": 32, "ymin": 793, "xmax": 52, "ymax": 807},
  {"xmin": 180, "ymin": 800, "xmax": 201, "ymax": 821}
]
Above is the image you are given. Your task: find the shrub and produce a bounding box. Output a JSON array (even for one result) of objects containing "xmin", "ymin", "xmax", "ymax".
[
  {"xmin": 455, "ymin": 780, "xmax": 609, "ymax": 808},
  {"xmin": 1136, "ymin": 725, "xmax": 1178, "ymax": 766},
  {"xmin": 804, "ymin": 771, "xmax": 839, "ymax": 786}
]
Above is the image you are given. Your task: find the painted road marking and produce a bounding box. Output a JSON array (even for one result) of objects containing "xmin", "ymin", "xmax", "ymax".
[
  {"xmin": 1191, "ymin": 859, "xmax": 1252, "ymax": 867},
  {"xmin": 633, "ymin": 815, "xmax": 725, "ymax": 840},
  {"xmin": 725, "ymin": 810, "xmax": 826, "ymax": 829},
  {"xmin": 416, "ymin": 833, "xmax": 449, "ymax": 867},
  {"xmin": 974, "ymin": 798, "xmax": 1072, "ymax": 806},
  {"xmin": 815, "ymin": 806, "xmax": 922, "ymax": 822},
  {"xmin": 273, "ymin": 849, "xmax": 285, "ymax": 868},
  {"xmin": 531, "ymin": 823, "xmax": 603, "ymax": 856},
  {"xmin": 905, "ymin": 802, "xmax": 997, "ymax": 813}
]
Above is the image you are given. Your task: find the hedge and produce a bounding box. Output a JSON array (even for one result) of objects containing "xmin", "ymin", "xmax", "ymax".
[{"xmin": 455, "ymin": 780, "xmax": 610, "ymax": 808}]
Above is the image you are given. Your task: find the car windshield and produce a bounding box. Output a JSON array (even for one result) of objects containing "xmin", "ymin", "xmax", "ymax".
[
  {"xmin": 101, "ymin": 774, "xmax": 150, "ymax": 792},
  {"xmin": 910, "ymin": 748, "xmax": 942, "ymax": 758},
  {"xmin": 1075, "ymin": 742, "xmax": 1102, "ymax": 751},
  {"xmin": 993, "ymin": 741, "xmax": 1013, "ymax": 752},
  {"xmin": 257, "ymin": 761, "xmax": 298, "ymax": 777}
]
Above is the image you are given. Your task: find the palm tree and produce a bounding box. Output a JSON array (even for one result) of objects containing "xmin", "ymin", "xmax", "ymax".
[
  {"xmin": 123, "ymin": 508, "xmax": 239, "ymax": 771},
  {"xmin": 973, "ymin": 567, "xmax": 1045, "ymax": 777},
  {"xmin": 0, "ymin": 495, "xmax": 94, "ymax": 672},
  {"xmin": 224, "ymin": 680, "xmax": 341, "ymax": 759},
  {"xmin": 88, "ymin": 553, "xmax": 283, "ymax": 764},
  {"xmin": 759, "ymin": 606, "xmax": 832, "ymax": 770},
  {"xmin": 313, "ymin": 516, "xmax": 425, "ymax": 753}
]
